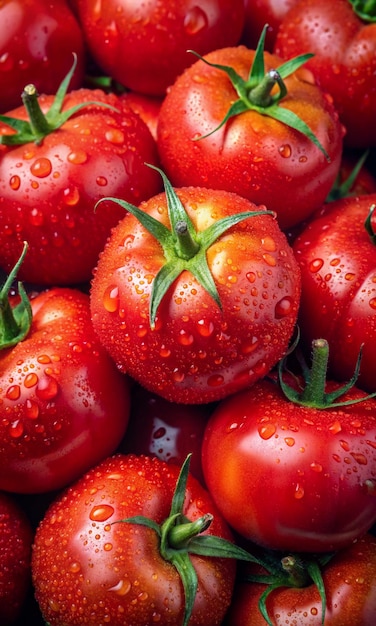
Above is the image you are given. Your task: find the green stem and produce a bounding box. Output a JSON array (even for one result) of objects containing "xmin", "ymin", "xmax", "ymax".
[
  {"xmin": 0, "ymin": 242, "xmax": 32, "ymax": 350},
  {"xmin": 281, "ymin": 556, "xmax": 311, "ymax": 588},
  {"xmin": 349, "ymin": 0, "xmax": 376, "ymax": 21},
  {"xmin": 21, "ymin": 85, "xmax": 51, "ymax": 142},
  {"xmin": 168, "ymin": 514, "xmax": 213, "ymax": 549},
  {"xmin": 248, "ymin": 69, "xmax": 286, "ymax": 108},
  {"xmin": 300, "ymin": 338, "xmax": 329, "ymax": 405},
  {"xmin": 174, "ymin": 220, "xmax": 200, "ymax": 260}
]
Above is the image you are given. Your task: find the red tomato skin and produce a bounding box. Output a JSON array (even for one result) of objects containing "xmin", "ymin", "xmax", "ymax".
[
  {"xmin": 225, "ymin": 533, "xmax": 376, "ymax": 626},
  {"xmin": 0, "ymin": 288, "xmax": 131, "ymax": 494},
  {"xmin": 293, "ymin": 193, "xmax": 376, "ymax": 393},
  {"xmin": 242, "ymin": 0, "xmax": 300, "ymax": 51},
  {"xmin": 274, "ymin": 0, "xmax": 376, "ymax": 148},
  {"xmin": 0, "ymin": 90, "xmax": 162, "ymax": 285},
  {"xmin": 90, "ymin": 188, "xmax": 301, "ymax": 404},
  {"xmin": 201, "ymin": 379, "xmax": 376, "ymax": 553},
  {"xmin": 0, "ymin": 0, "xmax": 85, "ymax": 114},
  {"xmin": 157, "ymin": 46, "xmax": 344, "ymax": 230},
  {"xmin": 0, "ymin": 491, "xmax": 33, "ymax": 625},
  {"xmin": 73, "ymin": 0, "xmax": 245, "ymax": 96},
  {"xmin": 32, "ymin": 454, "xmax": 236, "ymax": 626}
]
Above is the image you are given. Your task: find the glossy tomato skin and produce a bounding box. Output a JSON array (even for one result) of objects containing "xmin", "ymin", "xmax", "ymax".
[
  {"xmin": 0, "ymin": 0, "xmax": 85, "ymax": 114},
  {"xmin": 157, "ymin": 46, "xmax": 344, "ymax": 230},
  {"xmin": 0, "ymin": 491, "xmax": 33, "ymax": 625},
  {"xmin": 274, "ymin": 0, "xmax": 376, "ymax": 148},
  {"xmin": 293, "ymin": 193, "xmax": 376, "ymax": 393},
  {"xmin": 0, "ymin": 90, "xmax": 162, "ymax": 285},
  {"xmin": 0, "ymin": 288, "xmax": 131, "ymax": 494},
  {"xmin": 90, "ymin": 188, "xmax": 301, "ymax": 404},
  {"xmin": 73, "ymin": 0, "xmax": 245, "ymax": 96},
  {"xmin": 242, "ymin": 0, "xmax": 299, "ymax": 51},
  {"xmin": 119, "ymin": 383, "xmax": 211, "ymax": 484},
  {"xmin": 32, "ymin": 454, "xmax": 237, "ymax": 626},
  {"xmin": 201, "ymin": 379, "xmax": 376, "ymax": 553},
  {"xmin": 225, "ymin": 533, "xmax": 376, "ymax": 626}
]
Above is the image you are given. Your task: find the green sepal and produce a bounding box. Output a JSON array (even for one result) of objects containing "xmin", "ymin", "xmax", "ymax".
[
  {"xmin": 326, "ymin": 150, "xmax": 370, "ymax": 202},
  {"xmin": 349, "ymin": 0, "xmax": 376, "ymax": 21},
  {"xmin": 0, "ymin": 242, "xmax": 32, "ymax": 350},
  {"xmin": 0, "ymin": 54, "xmax": 119, "ymax": 146},
  {"xmin": 96, "ymin": 164, "xmax": 274, "ymax": 328}
]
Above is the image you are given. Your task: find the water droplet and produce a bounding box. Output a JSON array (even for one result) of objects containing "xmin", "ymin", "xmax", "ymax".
[
  {"xmin": 103, "ymin": 542, "xmax": 113, "ymax": 551},
  {"xmin": 9, "ymin": 419, "xmax": 24, "ymax": 438},
  {"xmin": 63, "ymin": 186, "xmax": 80, "ymax": 206},
  {"xmin": 369, "ymin": 297, "xmax": 376, "ymax": 310},
  {"xmin": 6, "ymin": 384, "xmax": 21, "ymax": 400},
  {"xmin": 184, "ymin": 6, "xmax": 208, "ymax": 35},
  {"xmin": 29, "ymin": 208, "xmax": 44, "ymax": 226},
  {"xmin": 258, "ymin": 423, "xmax": 276, "ymax": 439},
  {"xmin": 67, "ymin": 149, "xmax": 88, "ymax": 164},
  {"xmin": 25, "ymin": 399, "xmax": 39, "ymax": 419},
  {"xmin": 309, "ymin": 258, "xmax": 324, "ymax": 273},
  {"xmin": 172, "ymin": 369, "xmax": 185, "ymax": 383},
  {"xmin": 294, "ymin": 483, "xmax": 305, "ymax": 499},
  {"xmin": 196, "ymin": 319, "xmax": 214, "ymax": 337},
  {"xmin": 310, "ymin": 607, "xmax": 318, "ymax": 616},
  {"xmin": 69, "ymin": 562, "xmax": 81, "ymax": 573},
  {"xmin": 262, "ymin": 253, "xmax": 276, "ymax": 267},
  {"xmin": 207, "ymin": 374, "xmax": 224, "ymax": 387},
  {"xmin": 35, "ymin": 375, "xmax": 59, "ymax": 400},
  {"xmin": 241, "ymin": 336, "xmax": 259, "ymax": 354},
  {"xmin": 96, "ymin": 176, "xmax": 108, "ymax": 186},
  {"xmin": 261, "ymin": 236, "xmax": 276, "ymax": 252},
  {"xmin": 275, "ymin": 296, "xmax": 294, "ymax": 319},
  {"xmin": 351, "ymin": 452, "xmax": 367, "ymax": 465},
  {"xmin": 246, "ymin": 271, "xmax": 256, "ymax": 283},
  {"xmin": 108, "ymin": 579, "xmax": 131, "ymax": 596},
  {"xmin": 363, "ymin": 479, "xmax": 376, "ymax": 495},
  {"xmin": 159, "ymin": 345, "xmax": 171, "ymax": 358},
  {"xmin": 310, "ymin": 462, "xmax": 323, "ymax": 473},
  {"xmin": 30, "ymin": 157, "xmax": 52, "ymax": 178},
  {"xmin": 90, "ymin": 504, "xmax": 115, "ymax": 522},
  {"xmin": 37, "ymin": 354, "xmax": 52, "ymax": 364},
  {"xmin": 340, "ymin": 440, "xmax": 350, "ymax": 451},
  {"xmin": 285, "ymin": 437, "xmax": 295, "ymax": 447},
  {"xmin": 329, "ymin": 420, "xmax": 342, "ymax": 434},
  {"xmin": 105, "ymin": 128, "xmax": 125, "ymax": 144},
  {"xmin": 24, "ymin": 372, "xmax": 38, "ymax": 388},
  {"xmin": 178, "ymin": 329, "xmax": 194, "ymax": 346},
  {"xmin": 279, "ymin": 144, "xmax": 292, "ymax": 158},
  {"xmin": 103, "ymin": 285, "xmax": 120, "ymax": 312},
  {"xmin": 9, "ymin": 175, "xmax": 21, "ymax": 190}
]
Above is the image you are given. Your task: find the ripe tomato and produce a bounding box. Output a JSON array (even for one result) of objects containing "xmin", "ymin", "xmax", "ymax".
[
  {"xmin": 225, "ymin": 533, "xmax": 376, "ymax": 625},
  {"xmin": 293, "ymin": 193, "xmax": 376, "ymax": 393},
  {"xmin": 0, "ymin": 491, "xmax": 33, "ymax": 625},
  {"xmin": 0, "ymin": 80, "xmax": 162, "ymax": 286},
  {"xmin": 157, "ymin": 42, "xmax": 344, "ymax": 229},
  {"xmin": 274, "ymin": 0, "xmax": 376, "ymax": 148},
  {"xmin": 0, "ymin": 283, "xmax": 131, "ymax": 494},
  {"xmin": 73, "ymin": 0, "xmax": 245, "ymax": 95},
  {"xmin": 32, "ymin": 454, "xmax": 239, "ymax": 626},
  {"xmin": 242, "ymin": 0, "xmax": 300, "ymax": 50},
  {"xmin": 90, "ymin": 173, "xmax": 301, "ymax": 404},
  {"xmin": 201, "ymin": 357, "xmax": 376, "ymax": 553},
  {"xmin": 0, "ymin": 0, "xmax": 85, "ymax": 113}
]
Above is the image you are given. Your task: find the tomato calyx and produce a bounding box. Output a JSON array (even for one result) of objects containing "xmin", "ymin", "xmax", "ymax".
[
  {"xmin": 278, "ymin": 336, "xmax": 376, "ymax": 408},
  {"xmin": 349, "ymin": 0, "xmax": 376, "ymax": 22},
  {"xmin": 0, "ymin": 54, "xmax": 118, "ymax": 146},
  {"xmin": 112, "ymin": 455, "xmax": 261, "ymax": 626},
  {"xmin": 326, "ymin": 150, "xmax": 370, "ymax": 202},
  {"xmin": 96, "ymin": 164, "xmax": 274, "ymax": 328},
  {"xmin": 188, "ymin": 24, "xmax": 329, "ymax": 160},
  {"xmin": 244, "ymin": 549, "xmax": 333, "ymax": 626},
  {"xmin": 0, "ymin": 241, "xmax": 32, "ymax": 350}
]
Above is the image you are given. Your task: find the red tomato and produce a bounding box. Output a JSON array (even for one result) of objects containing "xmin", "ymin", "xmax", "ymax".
[
  {"xmin": 0, "ymin": 491, "xmax": 33, "ymax": 625},
  {"xmin": 120, "ymin": 91, "xmax": 163, "ymax": 142},
  {"xmin": 32, "ymin": 454, "xmax": 238, "ymax": 626},
  {"xmin": 242, "ymin": 0, "xmax": 300, "ymax": 50},
  {"xmin": 90, "ymin": 181, "xmax": 301, "ymax": 404},
  {"xmin": 119, "ymin": 383, "xmax": 211, "ymax": 484},
  {"xmin": 225, "ymin": 533, "xmax": 376, "ymax": 626},
  {"xmin": 0, "ymin": 286, "xmax": 131, "ymax": 493},
  {"xmin": 73, "ymin": 0, "xmax": 245, "ymax": 95},
  {"xmin": 293, "ymin": 193, "xmax": 376, "ymax": 393},
  {"xmin": 201, "ymin": 371, "xmax": 376, "ymax": 553},
  {"xmin": 0, "ymin": 86, "xmax": 162, "ymax": 285},
  {"xmin": 0, "ymin": 0, "xmax": 85, "ymax": 113},
  {"xmin": 157, "ymin": 44, "xmax": 344, "ymax": 229},
  {"xmin": 274, "ymin": 0, "xmax": 376, "ymax": 148}
]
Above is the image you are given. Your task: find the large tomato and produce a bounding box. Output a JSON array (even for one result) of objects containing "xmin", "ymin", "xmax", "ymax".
[
  {"xmin": 293, "ymin": 193, "xmax": 376, "ymax": 393},
  {"xmin": 73, "ymin": 0, "xmax": 245, "ymax": 96},
  {"xmin": 0, "ymin": 0, "xmax": 85, "ymax": 113},
  {"xmin": 157, "ymin": 35, "xmax": 344, "ymax": 229},
  {"xmin": 90, "ymin": 168, "xmax": 301, "ymax": 404},
  {"xmin": 0, "ymin": 66, "xmax": 162, "ymax": 286},
  {"xmin": 274, "ymin": 0, "xmax": 376, "ymax": 148},
  {"xmin": 201, "ymin": 341, "xmax": 376, "ymax": 553},
  {"xmin": 31, "ymin": 454, "xmax": 244, "ymax": 626},
  {"xmin": 0, "ymin": 277, "xmax": 131, "ymax": 494}
]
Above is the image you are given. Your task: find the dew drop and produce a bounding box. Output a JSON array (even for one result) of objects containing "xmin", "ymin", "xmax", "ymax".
[
  {"xmin": 246, "ymin": 271, "xmax": 256, "ymax": 283},
  {"xmin": 29, "ymin": 208, "xmax": 44, "ymax": 226},
  {"xmin": 24, "ymin": 373, "xmax": 38, "ymax": 388},
  {"xmin": 329, "ymin": 420, "xmax": 342, "ymax": 434},
  {"xmin": 369, "ymin": 297, "xmax": 376, "ymax": 310},
  {"xmin": 310, "ymin": 607, "xmax": 318, "ymax": 616},
  {"xmin": 30, "ymin": 157, "xmax": 52, "ymax": 178},
  {"xmin": 309, "ymin": 258, "xmax": 324, "ymax": 273},
  {"xmin": 25, "ymin": 399, "xmax": 39, "ymax": 419},
  {"xmin": 108, "ymin": 579, "xmax": 131, "ymax": 596},
  {"xmin": 363, "ymin": 479, "xmax": 376, "ymax": 496},
  {"xmin": 105, "ymin": 128, "xmax": 125, "ymax": 144},
  {"xmin": 294, "ymin": 483, "xmax": 305, "ymax": 499},
  {"xmin": 207, "ymin": 373, "xmax": 224, "ymax": 387},
  {"xmin": 67, "ymin": 149, "xmax": 88, "ymax": 164},
  {"xmin": 103, "ymin": 542, "xmax": 113, "ymax": 551},
  {"xmin": 351, "ymin": 452, "xmax": 367, "ymax": 465},
  {"xmin": 340, "ymin": 440, "xmax": 350, "ymax": 451},
  {"xmin": 285, "ymin": 437, "xmax": 295, "ymax": 447},
  {"xmin": 153, "ymin": 427, "xmax": 166, "ymax": 439},
  {"xmin": 310, "ymin": 461, "xmax": 323, "ymax": 473},
  {"xmin": 196, "ymin": 319, "xmax": 214, "ymax": 337},
  {"xmin": 69, "ymin": 561, "xmax": 81, "ymax": 574},
  {"xmin": 159, "ymin": 345, "xmax": 171, "ymax": 358},
  {"xmin": 103, "ymin": 285, "xmax": 120, "ymax": 313},
  {"xmin": 279, "ymin": 144, "xmax": 292, "ymax": 158},
  {"xmin": 172, "ymin": 369, "xmax": 185, "ymax": 383},
  {"xmin": 262, "ymin": 253, "xmax": 276, "ymax": 267},
  {"xmin": 184, "ymin": 6, "xmax": 208, "ymax": 35},
  {"xmin": 9, "ymin": 175, "xmax": 21, "ymax": 190},
  {"xmin": 275, "ymin": 296, "xmax": 294, "ymax": 319},
  {"xmin": 9, "ymin": 420, "xmax": 24, "ymax": 438},
  {"xmin": 90, "ymin": 504, "xmax": 115, "ymax": 522},
  {"xmin": 258, "ymin": 423, "xmax": 276, "ymax": 440},
  {"xmin": 63, "ymin": 186, "xmax": 80, "ymax": 206},
  {"xmin": 241, "ymin": 336, "xmax": 259, "ymax": 354},
  {"xmin": 35, "ymin": 375, "xmax": 59, "ymax": 400},
  {"xmin": 96, "ymin": 176, "xmax": 108, "ymax": 186},
  {"xmin": 261, "ymin": 236, "xmax": 276, "ymax": 252},
  {"xmin": 178, "ymin": 329, "xmax": 194, "ymax": 346},
  {"xmin": 5, "ymin": 384, "xmax": 21, "ymax": 400}
]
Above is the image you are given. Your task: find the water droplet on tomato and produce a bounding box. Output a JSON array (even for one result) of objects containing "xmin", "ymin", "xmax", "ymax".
[
  {"xmin": 329, "ymin": 420, "xmax": 342, "ymax": 434},
  {"xmin": 241, "ymin": 336, "xmax": 259, "ymax": 354},
  {"xmin": 89, "ymin": 504, "xmax": 115, "ymax": 522},
  {"xmin": 159, "ymin": 345, "xmax": 171, "ymax": 358},
  {"xmin": 178, "ymin": 329, "xmax": 194, "ymax": 346},
  {"xmin": 9, "ymin": 420, "xmax": 24, "ymax": 438},
  {"xmin": 258, "ymin": 423, "xmax": 276, "ymax": 440},
  {"xmin": 103, "ymin": 285, "xmax": 120, "ymax": 312},
  {"xmin": 184, "ymin": 6, "xmax": 208, "ymax": 34},
  {"xmin": 279, "ymin": 144, "xmax": 292, "ymax": 158},
  {"xmin": 294, "ymin": 483, "xmax": 305, "ymax": 499},
  {"xmin": 351, "ymin": 452, "xmax": 367, "ymax": 465},
  {"xmin": 362, "ymin": 479, "xmax": 376, "ymax": 496},
  {"xmin": 340, "ymin": 440, "xmax": 350, "ymax": 451},
  {"xmin": 103, "ymin": 542, "xmax": 113, "ymax": 551},
  {"xmin": 30, "ymin": 157, "xmax": 52, "ymax": 178},
  {"xmin": 67, "ymin": 149, "xmax": 88, "ymax": 164},
  {"xmin": 172, "ymin": 369, "xmax": 185, "ymax": 383},
  {"xmin": 69, "ymin": 561, "xmax": 81, "ymax": 574},
  {"xmin": 63, "ymin": 186, "xmax": 80, "ymax": 206},
  {"xmin": 196, "ymin": 319, "xmax": 214, "ymax": 337},
  {"xmin": 310, "ymin": 461, "xmax": 323, "ymax": 473},
  {"xmin": 96, "ymin": 176, "xmax": 108, "ymax": 187},
  {"xmin": 25, "ymin": 399, "xmax": 39, "ymax": 419},
  {"xmin": 9, "ymin": 175, "xmax": 21, "ymax": 190},
  {"xmin": 309, "ymin": 258, "xmax": 324, "ymax": 273},
  {"xmin": 275, "ymin": 296, "xmax": 294, "ymax": 319},
  {"xmin": 24, "ymin": 373, "xmax": 38, "ymax": 388},
  {"xmin": 109, "ymin": 579, "xmax": 131, "ymax": 596},
  {"xmin": 6, "ymin": 384, "xmax": 21, "ymax": 400},
  {"xmin": 29, "ymin": 208, "xmax": 44, "ymax": 226},
  {"xmin": 207, "ymin": 373, "xmax": 224, "ymax": 387},
  {"xmin": 285, "ymin": 437, "xmax": 295, "ymax": 447},
  {"xmin": 105, "ymin": 128, "xmax": 125, "ymax": 144},
  {"xmin": 262, "ymin": 253, "xmax": 276, "ymax": 267},
  {"xmin": 246, "ymin": 271, "xmax": 256, "ymax": 283},
  {"xmin": 35, "ymin": 375, "xmax": 59, "ymax": 400}
]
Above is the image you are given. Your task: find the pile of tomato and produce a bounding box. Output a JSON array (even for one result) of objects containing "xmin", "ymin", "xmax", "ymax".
[{"xmin": 1, "ymin": 1, "xmax": 376, "ymax": 625}]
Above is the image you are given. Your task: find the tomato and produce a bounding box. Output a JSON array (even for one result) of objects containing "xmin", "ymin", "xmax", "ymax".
[
  {"xmin": 157, "ymin": 39, "xmax": 344, "ymax": 229},
  {"xmin": 120, "ymin": 91, "xmax": 163, "ymax": 142},
  {"xmin": 242, "ymin": 0, "xmax": 300, "ymax": 50},
  {"xmin": 0, "ymin": 491, "xmax": 33, "ymax": 625},
  {"xmin": 0, "ymin": 0, "xmax": 85, "ymax": 114},
  {"xmin": 0, "ymin": 280, "xmax": 131, "ymax": 494},
  {"xmin": 90, "ymin": 168, "xmax": 301, "ymax": 404},
  {"xmin": 0, "ymin": 71, "xmax": 162, "ymax": 286},
  {"xmin": 73, "ymin": 0, "xmax": 246, "ymax": 96},
  {"xmin": 201, "ymin": 341, "xmax": 376, "ymax": 553},
  {"xmin": 119, "ymin": 383, "xmax": 211, "ymax": 484},
  {"xmin": 293, "ymin": 193, "xmax": 376, "ymax": 393},
  {"xmin": 274, "ymin": 0, "xmax": 376, "ymax": 148},
  {"xmin": 31, "ymin": 454, "xmax": 242, "ymax": 626},
  {"xmin": 225, "ymin": 533, "xmax": 376, "ymax": 625}
]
